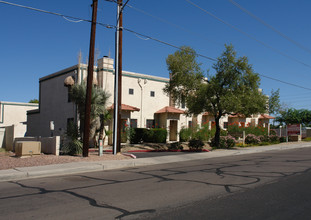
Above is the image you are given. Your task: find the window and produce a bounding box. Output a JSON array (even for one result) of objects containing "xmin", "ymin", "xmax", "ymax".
[
  {"xmin": 146, "ymin": 119, "xmax": 155, "ymax": 128},
  {"xmin": 150, "ymin": 91, "xmax": 155, "ymax": 97},
  {"xmin": 130, "ymin": 119, "xmax": 137, "ymax": 128},
  {"xmin": 181, "ymin": 101, "xmax": 186, "ymax": 109},
  {"xmin": 129, "ymin": 88, "xmax": 134, "ymax": 95}
]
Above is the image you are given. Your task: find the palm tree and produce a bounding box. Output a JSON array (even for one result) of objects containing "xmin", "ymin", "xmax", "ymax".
[{"xmin": 70, "ymin": 82, "xmax": 110, "ymax": 147}]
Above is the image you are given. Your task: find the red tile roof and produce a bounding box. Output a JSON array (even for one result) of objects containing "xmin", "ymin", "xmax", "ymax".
[
  {"xmin": 259, "ymin": 114, "xmax": 275, "ymax": 119},
  {"xmin": 155, "ymin": 106, "xmax": 185, "ymax": 114},
  {"xmin": 108, "ymin": 104, "xmax": 140, "ymax": 111}
]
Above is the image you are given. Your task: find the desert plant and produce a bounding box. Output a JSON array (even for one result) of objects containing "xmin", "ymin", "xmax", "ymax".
[
  {"xmin": 61, "ymin": 121, "xmax": 83, "ymax": 155},
  {"xmin": 188, "ymin": 138, "xmax": 204, "ymax": 151}
]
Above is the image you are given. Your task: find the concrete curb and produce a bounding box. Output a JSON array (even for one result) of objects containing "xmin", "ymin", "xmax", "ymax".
[{"xmin": 1, "ymin": 142, "xmax": 311, "ymax": 182}]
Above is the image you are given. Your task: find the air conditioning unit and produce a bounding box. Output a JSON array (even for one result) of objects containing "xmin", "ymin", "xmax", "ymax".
[{"xmin": 15, "ymin": 141, "xmax": 41, "ymax": 157}]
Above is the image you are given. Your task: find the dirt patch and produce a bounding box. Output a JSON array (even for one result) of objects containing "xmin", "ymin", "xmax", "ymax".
[{"xmin": 0, "ymin": 151, "xmax": 128, "ymax": 170}]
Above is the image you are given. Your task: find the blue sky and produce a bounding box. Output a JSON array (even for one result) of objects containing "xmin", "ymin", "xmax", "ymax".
[{"xmin": 1, "ymin": 0, "xmax": 311, "ymax": 110}]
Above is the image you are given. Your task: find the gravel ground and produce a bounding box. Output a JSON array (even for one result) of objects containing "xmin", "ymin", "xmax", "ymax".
[
  {"xmin": 0, "ymin": 142, "xmax": 211, "ymax": 171},
  {"xmin": 0, "ymin": 151, "xmax": 129, "ymax": 170}
]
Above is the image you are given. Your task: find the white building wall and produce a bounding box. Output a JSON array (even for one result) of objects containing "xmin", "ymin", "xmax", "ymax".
[
  {"xmin": 0, "ymin": 102, "xmax": 38, "ymax": 127},
  {"xmin": 0, "ymin": 101, "xmax": 38, "ymax": 148},
  {"xmin": 26, "ymin": 56, "xmax": 271, "ymax": 141}
]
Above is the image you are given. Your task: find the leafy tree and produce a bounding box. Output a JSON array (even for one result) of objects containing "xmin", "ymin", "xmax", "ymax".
[
  {"xmin": 29, "ymin": 99, "xmax": 39, "ymax": 103},
  {"xmin": 276, "ymin": 108, "xmax": 311, "ymax": 126},
  {"xmin": 70, "ymin": 83, "xmax": 110, "ymax": 146},
  {"xmin": 268, "ymin": 89, "xmax": 281, "ymax": 115},
  {"xmin": 165, "ymin": 45, "xmax": 268, "ymax": 147}
]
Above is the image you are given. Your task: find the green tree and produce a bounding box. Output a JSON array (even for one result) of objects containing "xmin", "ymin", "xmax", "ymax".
[
  {"xmin": 165, "ymin": 45, "xmax": 267, "ymax": 147},
  {"xmin": 70, "ymin": 83, "xmax": 110, "ymax": 146},
  {"xmin": 29, "ymin": 99, "xmax": 39, "ymax": 103},
  {"xmin": 268, "ymin": 88, "xmax": 281, "ymax": 115},
  {"xmin": 276, "ymin": 108, "xmax": 311, "ymax": 126}
]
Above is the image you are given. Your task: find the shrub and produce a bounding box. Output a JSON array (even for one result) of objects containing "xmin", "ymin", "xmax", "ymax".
[
  {"xmin": 179, "ymin": 127, "xmax": 193, "ymax": 142},
  {"xmin": 245, "ymin": 134, "xmax": 260, "ymax": 145},
  {"xmin": 269, "ymin": 135, "xmax": 279, "ymax": 143},
  {"xmin": 61, "ymin": 122, "xmax": 82, "ymax": 155},
  {"xmin": 303, "ymin": 137, "xmax": 311, "ymax": 142},
  {"xmin": 270, "ymin": 129, "xmax": 276, "ymax": 135},
  {"xmin": 129, "ymin": 128, "xmax": 145, "ymax": 144},
  {"xmin": 210, "ymin": 135, "xmax": 236, "ymax": 148},
  {"xmin": 152, "ymin": 128, "xmax": 167, "ymax": 143},
  {"xmin": 227, "ymin": 123, "xmax": 268, "ymax": 138},
  {"xmin": 195, "ymin": 124, "xmax": 211, "ymax": 141},
  {"xmin": 129, "ymin": 128, "xmax": 167, "ymax": 143},
  {"xmin": 259, "ymin": 135, "xmax": 269, "ymax": 143},
  {"xmin": 61, "ymin": 139, "xmax": 83, "ymax": 155},
  {"xmin": 168, "ymin": 142, "xmax": 183, "ymax": 150},
  {"xmin": 188, "ymin": 139, "xmax": 204, "ymax": 151}
]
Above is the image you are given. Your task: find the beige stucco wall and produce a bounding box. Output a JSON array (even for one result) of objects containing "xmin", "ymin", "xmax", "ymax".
[
  {"xmin": 0, "ymin": 101, "xmax": 38, "ymax": 127},
  {"xmin": 0, "ymin": 101, "xmax": 38, "ymax": 148}
]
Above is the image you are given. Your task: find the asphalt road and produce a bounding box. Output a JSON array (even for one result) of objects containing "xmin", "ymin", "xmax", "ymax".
[{"xmin": 1, "ymin": 146, "xmax": 311, "ymax": 220}]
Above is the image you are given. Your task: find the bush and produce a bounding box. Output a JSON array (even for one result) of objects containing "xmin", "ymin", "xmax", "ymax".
[
  {"xmin": 245, "ymin": 134, "xmax": 261, "ymax": 145},
  {"xmin": 210, "ymin": 135, "xmax": 236, "ymax": 148},
  {"xmin": 227, "ymin": 123, "xmax": 268, "ymax": 138},
  {"xmin": 61, "ymin": 121, "xmax": 83, "ymax": 155},
  {"xmin": 270, "ymin": 129, "xmax": 276, "ymax": 135},
  {"xmin": 61, "ymin": 139, "xmax": 83, "ymax": 155},
  {"xmin": 188, "ymin": 139, "xmax": 204, "ymax": 151},
  {"xmin": 194, "ymin": 124, "xmax": 211, "ymax": 141},
  {"xmin": 279, "ymin": 136, "xmax": 286, "ymax": 142},
  {"xmin": 269, "ymin": 135, "xmax": 279, "ymax": 143},
  {"xmin": 129, "ymin": 128, "xmax": 167, "ymax": 144},
  {"xmin": 303, "ymin": 137, "xmax": 311, "ymax": 142},
  {"xmin": 152, "ymin": 128, "xmax": 167, "ymax": 143},
  {"xmin": 129, "ymin": 128, "xmax": 145, "ymax": 144},
  {"xmin": 168, "ymin": 142, "xmax": 183, "ymax": 150},
  {"xmin": 179, "ymin": 127, "xmax": 193, "ymax": 142},
  {"xmin": 259, "ymin": 135, "xmax": 269, "ymax": 143}
]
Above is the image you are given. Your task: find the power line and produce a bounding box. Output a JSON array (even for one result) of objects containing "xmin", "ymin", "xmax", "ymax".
[
  {"xmin": 259, "ymin": 74, "xmax": 311, "ymax": 91},
  {"xmin": 1, "ymin": 0, "xmax": 311, "ymax": 92},
  {"xmin": 185, "ymin": 0, "xmax": 311, "ymax": 70},
  {"xmin": 0, "ymin": 0, "xmax": 90, "ymax": 23},
  {"xmin": 229, "ymin": 0, "xmax": 311, "ymax": 55},
  {"xmin": 125, "ymin": 3, "xmax": 222, "ymax": 46},
  {"xmin": 123, "ymin": 27, "xmax": 217, "ymax": 62}
]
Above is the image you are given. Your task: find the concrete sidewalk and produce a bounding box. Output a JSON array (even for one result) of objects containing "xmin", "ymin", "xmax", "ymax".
[{"xmin": 1, "ymin": 142, "xmax": 311, "ymax": 182}]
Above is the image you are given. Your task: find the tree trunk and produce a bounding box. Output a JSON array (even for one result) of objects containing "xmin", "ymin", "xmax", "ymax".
[{"xmin": 214, "ymin": 116, "xmax": 221, "ymax": 147}]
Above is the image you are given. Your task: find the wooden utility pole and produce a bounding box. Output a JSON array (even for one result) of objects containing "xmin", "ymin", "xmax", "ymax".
[
  {"xmin": 113, "ymin": 0, "xmax": 123, "ymax": 155},
  {"xmin": 83, "ymin": 0, "xmax": 98, "ymax": 157}
]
